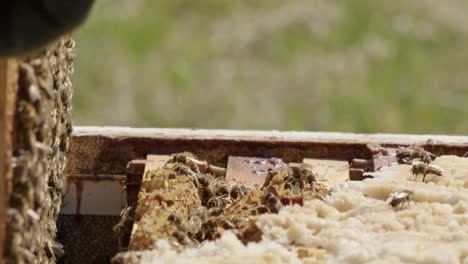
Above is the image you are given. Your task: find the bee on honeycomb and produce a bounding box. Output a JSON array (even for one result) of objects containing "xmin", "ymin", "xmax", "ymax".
[
  {"xmin": 411, "ymin": 162, "xmax": 443, "ymax": 182},
  {"xmin": 397, "ymin": 146, "xmax": 436, "ymax": 164}
]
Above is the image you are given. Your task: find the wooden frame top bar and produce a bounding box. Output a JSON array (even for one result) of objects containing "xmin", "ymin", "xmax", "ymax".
[
  {"xmin": 67, "ymin": 126, "xmax": 468, "ymax": 177},
  {"xmin": 73, "ymin": 126, "xmax": 468, "ymax": 145},
  {"xmin": 0, "ymin": 58, "xmax": 18, "ymax": 261}
]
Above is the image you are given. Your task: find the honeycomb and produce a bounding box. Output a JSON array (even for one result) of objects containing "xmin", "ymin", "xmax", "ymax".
[
  {"xmin": 113, "ymin": 151, "xmax": 468, "ymax": 264},
  {"xmin": 113, "ymin": 153, "xmax": 331, "ymax": 263},
  {"xmin": 4, "ymin": 38, "xmax": 75, "ymax": 264}
]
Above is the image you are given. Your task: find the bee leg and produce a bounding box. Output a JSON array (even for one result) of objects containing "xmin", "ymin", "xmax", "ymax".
[{"xmin": 422, "ymin": 173, "xmax": 426, "ymax": 183}]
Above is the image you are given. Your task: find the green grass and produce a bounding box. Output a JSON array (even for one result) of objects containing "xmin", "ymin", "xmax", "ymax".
[{"xmin": 72, "ymin": 0, "xmax": 468, "ymax": 135}]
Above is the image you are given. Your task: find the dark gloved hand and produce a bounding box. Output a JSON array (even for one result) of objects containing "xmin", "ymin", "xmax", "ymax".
[{"xmin": 0, "ymin": 0, "xmax": 95, "ymax": 57}]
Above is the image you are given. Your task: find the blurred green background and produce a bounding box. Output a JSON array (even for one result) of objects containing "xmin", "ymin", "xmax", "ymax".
[{"xmin": 72, "ymin": 0, "xmax": 468, "ymax": 134}]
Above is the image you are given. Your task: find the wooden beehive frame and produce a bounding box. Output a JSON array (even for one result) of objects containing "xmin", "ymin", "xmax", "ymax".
[
  {"xmin": 0, "ymin": 58, "xmax": 18, "ymax": 260},
  {"xmin": 124, "ymin": 153, "xmax": 350, "ymax": 251},
  {"xmin": 63, "ymin": 126, "xmax": 468, "ymax": 217},
  {"xmin": 67, "ymin": 126, "xmax": 468, "ymax": 178}
]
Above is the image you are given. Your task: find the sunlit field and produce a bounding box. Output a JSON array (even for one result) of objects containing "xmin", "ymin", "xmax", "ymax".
[{"xmin": 73, "ymin": 0, "xmax": 468, "ymax": 134}]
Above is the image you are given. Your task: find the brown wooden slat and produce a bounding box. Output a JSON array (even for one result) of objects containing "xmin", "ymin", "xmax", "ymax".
[
  {"xmin": 0, "ymin": 58, "xmax": 18, "ymax": 259},
  {"xmin": 125, "ymin": 160, "xmax": 148, "ymax": 206},
  {"xmin": 66, "ymin": 127, "xmax": 468, "ymax": 177},
  {"xmin": 350, "ymin": 159, "xmax": 372, "ymax": 170},
  {"xmin": 126, "ymin": 156, "xmax": 171, "ymax": 205},
  {"xmin": 372, "ymin": 148, "xmax": 398, "ymax": 171},
  {"xmin": 127, "ymin": 155, "xmax": 170, "ymax": 249},
  {"xmin": 349, "ymin": 168, "xmax": 366, "ymax": 181}
]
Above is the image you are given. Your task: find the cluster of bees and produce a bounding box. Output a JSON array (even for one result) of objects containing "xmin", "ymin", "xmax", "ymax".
[
  {"xmin": 388, "ymin": 146, "xmax": 441, "ymax": 209},
  {"xmin": 397, "ymin": 145, "xmax": 443, "ymax": 182},
  {"xmin": 6, "ymin": 39, "xmax": 75, "ymax": 264},
  {"xmin": 132, "ymin": 153, "xmax": 330, "ymax": 249},
  {"xmin": 396, "ymin": 145, "xmax": 436, "ymax": 165}
]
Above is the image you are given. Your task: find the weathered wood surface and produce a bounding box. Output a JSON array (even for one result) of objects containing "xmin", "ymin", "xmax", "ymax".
[
  {"xmin": 0, "ymin": 58, "xmax": 18, "ymax": 261},
  {"xmin": 66, "ymin": 126, "xmax": 468, "ymax": 176}
]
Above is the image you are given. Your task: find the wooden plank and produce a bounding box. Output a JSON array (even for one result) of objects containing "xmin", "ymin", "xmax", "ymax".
[
  {"xmin": 302, "ymin": 158, "xmax": 349, "ymax": 187},
  {"xmin": 129, "ymin": 154, "xmax": 199, "ymax": 251},
  {"xmin": 349, "ymin": 168, "xmax": 366, "ymax": 181},
  {"xmin": 225, "ymin": 156, "xmax": 279, "ymax": 188},
  {"xmin": 66, "ymin": 127, "xmax": 468, "ymax": 177},
  {"xmin": 125, "ymin": 160, "xmax": 148, "ymax": 207},
  {"xmin": 0, "ymin": 58, "xmax": 18, "ymax": 260},
  {"xmin": 128, "ymin": 155, "xmax": 170, "ymax": 248},
  {"xmin": 72, "ymin": 127, "xmax": 468, "ymax": 146},
  {"xmin": 125, "ymin": 156, "xmax": 170, "ymax": 214},
  {"xmin": 372, "ymin": 148, "xmax": 398, "ymax": 171},
  {"xmin": 127, "ymin": 155, "xmax": 170, "ymax": 206}
]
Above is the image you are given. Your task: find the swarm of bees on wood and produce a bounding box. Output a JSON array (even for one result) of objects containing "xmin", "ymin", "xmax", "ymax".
[{"xmin": 125, "ymin": 152, "xmax": 331, "ymax": 251}]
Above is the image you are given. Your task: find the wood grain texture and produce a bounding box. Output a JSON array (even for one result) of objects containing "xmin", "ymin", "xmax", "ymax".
[
  {"xmin": 128, "ymin": 155, "xmax": 170, "ymax": 244},
  {"xmin": 126, "ymin": 160, "xmax": 148, "ymax": 207},
  {"xmin": 0, "ymin": 58, "xmax": 18, "ymax": 261},
  {"xmin": 66, "ymin": 127, "xmax": 468, "ymax": 177}
]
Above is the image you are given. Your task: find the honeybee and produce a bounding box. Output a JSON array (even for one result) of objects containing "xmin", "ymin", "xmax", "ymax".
[
  {"xmin": 186, "ymin": 215, "xmax": 203, "ymax": 236},
  {"xmin": 190, "ymin": 206, "xmax": 208, "ymax": 221},
  {"xmin": 231, "ymin": 216, "xmax": 249, "ymax": 229},
  {"xmin": 397, "ymin": 146, "xmax": 436, "ymax": 164},
  {"xmin": 174, "ymin": 164, "xmax": 194, "ymax": 176},
  {"xmin": 215, "ymin": 185, "xmax": 230, "ymax": 197},
  {"xmin": 411, "ymin": 162, "xmax": 443, "ymax": 182},
  {"xmin": 196, "ymin": 174, "xmax": 209, "ymax": 185},
  {"xmin": 113, "ymin": 205, "xmax": 135, "ymax": 250},
  {"xmin": 230, "ymin": 185, "xmax": 249, "ymax": 200},
  {"xmin": 208, "ymin": 165, "xmax": 227, "ymax": 177},
  {"xmin": 193, "ymin": 231, "xmax": 206, "ymax": 242},
  {"xmin": 1, "ymin": 0, "xmax": 95, "ymax": 57},
  {"xmin": 264, "ymin": 192, "xmax": 283, "ymax": 213},
  {"xmin": 205, "ymin": 178, "xmax": 229, "ymax": 199},
  {"xmin": 206, "ymin": 197, "xmax": 226, "ymax": 209},
  {"xmin": 207, "ymin": 207, "xmax": 224, "ymax": 217},
  {"xmin": 388, "ymin": 190, "xmax": 414, "ymax": 208},
  {"xmin": 219, "ymin": 219, "xmax": 235, "ymax": 230},
  {"xmin": 201, "ymin": 218, "xmax": 218, "ymax": 238},
  {"xmin": 172, "ymin": 230, "xmax": 190, "ymax": 245},
  {"xmin": 45, "ymin": 240, "xmax": 64, "ymax": 258},
  {"xmin": 171, "ymin": 152, "xmax": 194, "ymax": 164},
  {"xmin": 167, "ymin": 213, "xmax": 183, "ymax": 226},
  {"xmin": 113, "ymin": 206, "xmax": 134, "ymax": 234},
  {"xmin": 298, "ymin": 164, "xmax": 317, "ymax": 185}
]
